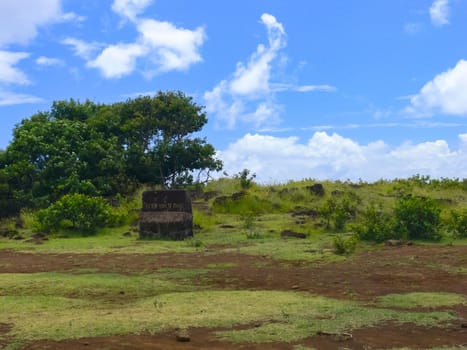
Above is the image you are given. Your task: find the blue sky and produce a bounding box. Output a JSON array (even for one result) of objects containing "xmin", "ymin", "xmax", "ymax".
[{"xmin": 1, "ymin": 0, "xmax": 466, "ymax": 182}]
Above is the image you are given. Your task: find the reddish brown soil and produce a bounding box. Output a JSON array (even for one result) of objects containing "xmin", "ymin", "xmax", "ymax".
[{"xmin": 1, "ymin": 244, "xmax": 466, "ymax": 349}]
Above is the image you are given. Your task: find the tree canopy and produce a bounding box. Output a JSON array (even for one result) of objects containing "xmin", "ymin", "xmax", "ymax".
[{"xmin": 0, "ymin": 91, "xmax": 222, "ymax": 217}]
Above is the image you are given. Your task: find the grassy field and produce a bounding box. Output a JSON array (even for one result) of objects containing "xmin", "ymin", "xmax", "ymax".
[{"xmin": 1, "ymin": 177, "xmax": 466, "ymax": 349}]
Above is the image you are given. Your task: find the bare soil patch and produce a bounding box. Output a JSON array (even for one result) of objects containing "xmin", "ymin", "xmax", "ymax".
[{"xmin": 2, "ymin": 244, "xmax": 467, "ymax": 349}]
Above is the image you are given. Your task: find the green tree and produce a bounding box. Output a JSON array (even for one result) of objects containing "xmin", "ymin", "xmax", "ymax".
[
  {"xmin": 394, "ymin": 195, "xmax": 441, "ymax": 241},
  {"xmin": 2, "ymin": 91, "xmax": 222, "ymax": 211}
]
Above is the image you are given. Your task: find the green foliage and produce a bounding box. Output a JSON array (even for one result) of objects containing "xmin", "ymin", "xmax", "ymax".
[
  {"xmin": 35, "ymin": 194, "xmax": 112, "ymax": 234},
  {"xmin": 355, "ymin": 197, "xmax": 442, "ymax": 242},
  {"xmin": 333, "ymin": 234, "xmax": 358, "ymax": 255},
  {"xmin": 320, "ymin": 193, "xmax": 359, "ymax": 231},
  {"xmin": 2, "ymin": 92, "xmax": 222, "ymax": 212},
  {"xmin": 235, "ymin": 169, "xmax": 256, "ymax": 190},
  {"xmin": 449, "ymin": 209, "xmax": 467, "ymax": 238},
  {"xmin": 394, "ymin": 195, "xmax": 441, "ymax": 241},
  {"xmin": 354, "ymin": 203, "xmax": 399, "ymax": 242}
]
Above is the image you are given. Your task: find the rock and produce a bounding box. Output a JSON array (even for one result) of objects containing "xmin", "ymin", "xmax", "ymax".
[
  {"xmin": 122, "ymin": 231, "xmax": 132, "ymax": 237},
  {"xmin": 176, "ymin": 330, "xmax": 190, "ymax": 342},
  {"xmin": 231, "ymin": 191, "xmax": 246, "ymax": 201},
  {"xmin": 281, "ymin": 230, "xmax": 307, "ymax": 239},
  {"xmin": 307, "ymin": 183, "xmax": 325, "ymax": 196},
  {"xmin": 15, "ymin": 216, "xmax": 25, "ymax": 229},
  {"xmin": 385, "ymin": 239, "xmax": 413, "ymax": 247},
  {"xmin": 32, "ymin": 232, "xmax": 47, "ymax": 239},
  {"xmin": 213, "ymin": 196, "xmax": 228, "ymax": 206},
  {"xmin": 139, "ymin": 190, "xmax": 193, "ymax": 241},
  {"xmin": 385, "ymin": 239, "xmax": 404, "ymax": 247},
  {"xmin": 292, "ymin": 208, "xmax": 320, "ymax": 218}
]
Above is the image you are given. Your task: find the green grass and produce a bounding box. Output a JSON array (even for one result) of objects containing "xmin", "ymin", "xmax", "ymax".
[
  {"xmin": 0, "ymin": 291, "xmax": 458, "ymax": 346},
  {"xmin": 376, "ymin": 292, "xmax": 467, "ymax": 309},
  {"xmin": 0, "ymin": 272, "xmax": 189, "ymax": 300}
]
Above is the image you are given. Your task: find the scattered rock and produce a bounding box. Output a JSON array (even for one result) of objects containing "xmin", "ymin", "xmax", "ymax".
[
  {"xmin": 213, "ymin": 196, "xmax": 228, "ymax": 206},
  {"xmin": 291, "ymin": 285, "xmax": 300, "ymax": 289},
  {"xmin": 385, "ymin": 239, "xmax": 413, "ymax": 247},
  {"xmin": 32, "ymin": 232, "xmax": 48, "ymax": 240},
  {"xmin": 281, "ymin": 230, "xmax": 307, "ymax": 239},
  {"xmin": 0, "ymin": 229, "xmax": 18, "ymax": 238},
  {"xmin": 231, "ymin": 191, "xmax": 246, "ymax": 201},
  {"xmin": 307, "ymin": 183, "xmax": 325, "ymax": 196},
  {"xmin": 176, "ymin": 330, "xmax": 190, "ymax": 342},
  {"xmin": 15, "ymin": 216, "xmax": 25, "ymax": 229},
  {"xmin": 292, "ymin": 208, "xmax": 320, "ymax": 218},
  {"xmin": 219, "ymin": 224, "xmax": 235, "ymax": 229},
  {"xmin": 461, "ymin": 323, "xmax": 467, "ymax": 328}
]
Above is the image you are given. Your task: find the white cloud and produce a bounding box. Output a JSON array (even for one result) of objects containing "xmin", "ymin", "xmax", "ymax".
[
  {"xmin": 87, "ymin": 43, "xmax": 146, "ymax": 79},
  {"xmin": 0, "ymin": 51, "xmax": 30, "ymax": 85},
  {"xmin": 218, "ymin": 132, "xmax": 467, "ymax": 183},
  {"xmin": 0, "ymin": 0, "xmax": 81, "ymax": 47},
  {"xmin": 62, "ymin": 38, "xmax": 101, "ymax": 60},
  {"xmin": 407, "ymin": 59, "xmax": 467, "ymax": 116},
  {"xmin": 204, "ymin": 13, "xmax": 335, "ymax": 129},
  {"xmin": 137, "ymin": 19, "xmax": 205, "ymax": 73},
  {"xmin": 112, "ymin": 0, "xmax": 153, "ymax": 21},
  {"xmin": 430, "ymin": 0, "xmax": 450, "ymax": 26},
  {"xmin": 67, "ymin": 2, "xmax": 205, "ymax": 78},
  {"xmin": 0, "ymin": 91, "xmax": 43, "ymax": 106},
  {"xmin": 36, "ymin": 56, "xmax": 63, "ymax": 66}
]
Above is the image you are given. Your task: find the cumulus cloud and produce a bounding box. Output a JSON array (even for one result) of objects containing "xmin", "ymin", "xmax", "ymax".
[
  {"xmin": 0, "ymin": 0, "xmax": 81, "ymax": 47},
  {"xmin": 218, "ymin": 132, "xmax": 467, "ymax": 182},
  {"xmin": 137, "ymin": 18, "xmax": 205, "ymax": 73},
  {"xmin": 407, "ymin": 60, "xmax": 467, "ymax": 116},
  {"xmin": 0, "ymin": 51, "xmax": 30, "ymax": 85},
  {"xmin": 66, "ymin": 1, "xmax": 205, "ymax": 79},
  {"xmin": 204, "ymin": 13, "xmax": 335, "ymax": 129},
  {"xmin": 430, "ymin": 0, "xmax": 450, "ymax": 26},
  {"xmin": 87, "ymin": 43, "xmax": 146, "ymax": 79},
  {"xmin": 112, "ymin": 0, "xmax": 153, "ymax": 21}
]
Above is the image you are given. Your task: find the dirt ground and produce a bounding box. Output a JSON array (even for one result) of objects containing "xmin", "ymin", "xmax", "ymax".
[{"xmin": 1, "ymin": 244, "xmax": 467, "ymax": 349}]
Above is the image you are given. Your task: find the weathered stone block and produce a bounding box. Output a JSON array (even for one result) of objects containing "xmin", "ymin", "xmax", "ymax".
[{"xmin": 139, "ymin": 190, "xmax": 193, "ymax": 240}]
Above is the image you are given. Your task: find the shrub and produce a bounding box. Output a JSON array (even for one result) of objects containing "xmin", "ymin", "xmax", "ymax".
[
  {"xmin": 449, "ymin": 209, "xmax": 467, "ymax": 238},
  {"xmin": 235, "ymin": 169, "xmax": 256, "ymax": 190},
  {"xmin": 333, "ymin": 234, "xmax": 358, "ymax": 255},
  {"xmin": 35, "ymin": 194, "xmax": 112, "ymax": 234},
  {"xmin": 320, "ymin": 193, "xmax": 359, "ymax": 231},
  {"xmin": 353, "ymin": 204, "xmax": 399, "ymax": 242},
  {"xmin": 394, "ymin": 195, "xmax": 441, "ymax": 241}
]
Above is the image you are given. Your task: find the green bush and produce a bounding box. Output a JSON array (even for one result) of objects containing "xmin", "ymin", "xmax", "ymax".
[
  {"xmin": 320, "ymin": 194, "xmax": 359, "ymax": 231},
  {"xmin": 235, "ymin": 169, "xmax": 256, "ymax": 190},
  {"xmin": 449, "ymin": 209, "xmax": 467, "ymax": 238},
  {"xmin": 354, "ymin": 204, "xmax": 399, "ymax": 242},
  {"xmin": 35, "ymin": 194, "xmax": 112, "ymax": 234},
  {"xmin": 394, "ymin": 195, "xmax": 441, "ymax": 241},
  {"xmin": 333, "ymin": 234, "xmax": 358, "ymax": 255}
]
